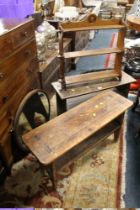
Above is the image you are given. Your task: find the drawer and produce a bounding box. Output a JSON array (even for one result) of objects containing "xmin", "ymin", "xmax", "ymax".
[
  {"xmin": 0, "ymin": 108, "xmax": 10, "ymax": 140},
  {"xmin": 0, "ymin": 40, "xmax": 38, "ymax": 112},
  {"xmin": 11, "ymin": 21, "xmax": 34, "ymax": 49},
  {"xmin": 41, "ymin": 57, "xmax": 59, "ymax": 82},
  {"xmin": 0, "ymin": 131, "xmax": 13, "ymax": 166},
  {"xmin": 0, "ymin": 80, "xmax": 8, "ymax": 109},
  {"xmin": 0, "ymin": 33, "xmax": 13, "ymax": 60},
  {"xmin": 0, "ymin": 159, "xmax": 5, "ymax": 181},
  {"xmin": 0, "ymin": 39, "xmax": 37, "ymax": 80},
  {"xmin": 6, "ymin": 74, "xmax": 40, "ymax": 117}
]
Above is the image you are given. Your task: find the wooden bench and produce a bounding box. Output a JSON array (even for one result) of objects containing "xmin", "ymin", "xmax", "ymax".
[{"xmin": 22, "ymin": 90, "xmax": 132, "ymax": 190}]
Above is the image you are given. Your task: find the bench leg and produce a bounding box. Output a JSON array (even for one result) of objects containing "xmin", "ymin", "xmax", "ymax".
[
  {"xmin": 116, "ymin": 83, "xmax": 130, "ymax": 98},
  {"xmin": 47, "ymin": 163, "xmax": 57, "ymax": 190},
  {"xmin": 114, "ymin": 127, "xmax": 122, "ymax": 141},
  {"xmin": 56, "ymin": 93, "xmax": 67, "ymax": 115},
  {"xmin": 114, "ymin": 114, "xmax": 124, "ymax": 141}
]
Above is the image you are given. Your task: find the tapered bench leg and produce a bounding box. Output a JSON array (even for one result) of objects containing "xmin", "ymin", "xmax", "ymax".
[
  {"xmin": 47, "ymin": 163, "xmax": 57, "ymax": 190},
  {"xmin": 56, "ymin": 93, "xmax": 67, "ymax": 115},
  {"xmin": 114, "ymin": 114, "xmax": 124, "ymax": 141}
]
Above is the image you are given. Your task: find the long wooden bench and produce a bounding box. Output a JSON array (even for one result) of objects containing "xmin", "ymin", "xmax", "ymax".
[{"xmin": 22, "ymin": 90, "xmax": 132, "ymax": 190}]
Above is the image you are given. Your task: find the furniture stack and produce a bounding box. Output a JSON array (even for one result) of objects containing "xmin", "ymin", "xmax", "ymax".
[
  {"xmin": 22, "ymin": 14, "xmax": 135, "ymax": 190},
  {"xmin": 0, "ymin": 18, "xmax": 39, "ymax": 170},
  {"xmin": 52, "ymin": 15, "xmax": 135, "ymax": 114}
]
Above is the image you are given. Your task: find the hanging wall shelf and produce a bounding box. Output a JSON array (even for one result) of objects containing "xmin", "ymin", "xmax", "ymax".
[{"xmin": 57, "ymin": 14, "xmax": 126, "ymax": 91}]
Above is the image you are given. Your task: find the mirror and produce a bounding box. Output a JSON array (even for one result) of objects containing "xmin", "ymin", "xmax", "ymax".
[{"xmin": 13, "ymin": 89, "xmax": 50, "ymax": 153}]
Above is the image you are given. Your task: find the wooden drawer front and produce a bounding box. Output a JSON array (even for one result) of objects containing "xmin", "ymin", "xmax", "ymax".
[
  {"xmin": 0, "ymin": 77, "xmax": 40, "ymax": 132},
  {"xmin": 42, "ymin": 57, "xmax": 59, "ymax": 83},
  {"xmin": 11, "ymin": 21, "xmax": 34, "ymax": 49},
  {"xmin": 0, "ymin": 132, "xmax": 13, "ymax": 165},
  {"xmin": 0, "ymin": 39, "xmax": 37, "ymax": 83},
  {"xmin": 0, "ymin": 33, "xmax": 13, "ymax": 60},
  {"xmin": 42, "ymin": 67, "xmax": 59, "ymax": 91},
  {"xmin": 6, "ymin": 77, "xmax": 40, "ymax": 117},
  {"xmin": 0, "ymin": 108, "xmax": 10, "ymax": 140},
  {"xmin": 2, "ymin": 64, "xmax": 39, "ymax": 116},
  {"xmin": 0, "ymin": 79, "xmax": 8, "ymax": 109},
  {"xmin": 0, "ymin": 40, "xmax": 38, "ymax": 112}
]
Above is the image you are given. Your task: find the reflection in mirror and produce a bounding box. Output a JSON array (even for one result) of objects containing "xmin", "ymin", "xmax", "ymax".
[{"xmin": 13, "ymin": 89, "xmax": 50, "ymax": 154}]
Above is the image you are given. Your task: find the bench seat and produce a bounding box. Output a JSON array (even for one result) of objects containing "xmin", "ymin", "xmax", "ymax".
[{"xmin": 23, "ymin": 90, "xmax": 132, "ymax": 189}]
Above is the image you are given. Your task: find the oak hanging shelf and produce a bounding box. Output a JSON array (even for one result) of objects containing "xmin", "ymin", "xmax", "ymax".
[{"xmin": 57, "ymin": 14, "xmax": 126, "ymax": 92}]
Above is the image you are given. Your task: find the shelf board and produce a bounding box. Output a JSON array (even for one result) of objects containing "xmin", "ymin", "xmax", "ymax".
[
  {"xmin": 65, "ymin": 70, "xmax": 120, "ymax": 85},
  {"xmin": 63, "ymin": 48, "xmax": 123, "ymax": 59},
  {"xmin": 52, "ymin": 71, "xmax": 136, "ymax": 99},
  {"xmin": 61, "ymin": 25, "xmax": 125, "ymax": 32},
  {"xmin": 59, "ymin": 19, "xmax": 126, "ymax": 32}
]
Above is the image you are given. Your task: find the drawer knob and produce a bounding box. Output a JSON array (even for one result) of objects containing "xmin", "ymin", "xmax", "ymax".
[
  {"xmin": 21, "ymin": 31, "xmax": 28, "ymax": 38},
  {"xmin": 25, "ymin": 50, "xmax": 31, "ymax": 57},
  {"xmin": 0, "ymin": 72, "xmax": 4, "ymax": 80},
  {"xmin": 3, "ymin": 95, "xmax": 8, "ymax": 103},
  {"xmin": 27, "ymin": 68, "xmax": 33, "ymax": 73}
]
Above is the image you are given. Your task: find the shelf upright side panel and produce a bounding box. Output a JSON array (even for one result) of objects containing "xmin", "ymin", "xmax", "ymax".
[
  {"xmin": 58, "ymin": 29, "xmax": 66, "ymax": 90},
  {"xmin": 114, "ymin": 27, "xmax": 126, "ymax": 78}
]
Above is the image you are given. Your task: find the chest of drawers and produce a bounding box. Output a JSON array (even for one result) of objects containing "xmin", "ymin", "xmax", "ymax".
[{"xmin": 0, "ymin": 18, "xmax": 40, "ymax": 167}]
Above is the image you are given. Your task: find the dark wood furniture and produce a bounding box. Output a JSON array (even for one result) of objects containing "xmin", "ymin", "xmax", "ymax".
[
  {"xmin": 117, "ymin": 0, "xmax": 128, "ymax": 6},
  {"xmin": 23, "ymin": 90, "xmax": 132, "ymax": 189},
  {"xmin": 64, "ymin": 0, "xmax": 81, "ymax": 7},
  {"xmin": 57, "ymin": 16, "xmax": 126, "ymax": 90},
  {"xmin": 52, "ymin": 70, "xmax": 135, "ymax": 115},
  {"xmin": 127, "ymin": 16, "xmax": 140, "ymax": 32},
  {"xmin": 38, "ymin": 38, "xmax": 71, "ymax": 95},
  {"xmin": 0, "ymin": 18, "xmax": 39, "ymax": 170}
]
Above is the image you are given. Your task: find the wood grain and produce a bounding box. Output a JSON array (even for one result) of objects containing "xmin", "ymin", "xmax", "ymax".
[
  {"xmin": 23, "ymin": 90, "xmax": 132, "ymax": 165},
  {"xmin": 52, "ymin": 71, "xmax": 136, "ymax": 99},
  {"xmin": 65, "ymin": 70, "xmax": 119, "ymax": 85},
  {"xmin": 63, "ymin": 47, "xmax": 123, "ymax": 59},
  {"xmin": 0, "ymin": 18, "xmax": 39, "ymax": 166},
  {"xmin": 59, "ymin": 18, "xmax": 126, "ymax": 32},
  {"xmin": 127, "ymin": 16, "xmax": 140, "ymax": 32}
]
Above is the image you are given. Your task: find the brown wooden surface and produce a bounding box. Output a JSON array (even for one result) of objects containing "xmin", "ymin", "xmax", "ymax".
[
  {"xmin": 55, "ymin": 120, "xmax": 120, "ymax": 170},
  {"xmin": 52, "ymin": 71, "xmax": 135, "ymax": 99},
  {"xmin": 23, "ymin": 90, "xmax": 132, "ymax": 165},
  {"xmin": 0, "ymin": 18, "xmax": 39, "ymax": 166},
  {"xmin": 65, "ymin": 70, "xmax": 119, "ymax": 85},
  {"xmin": 59, "ymin": 18, "xmax": 126, "ymax": 32},
  {"xmin": 0, "ymin": 18, "xmax": 34, "ymax": 60},
  {"xmin": 63, "ymin": 47, "xmax": 123, "ymax": 59},
  {"xmin": 58, "ymin": 17, "xmax": 126, "ymax": 90},
  {"xmin": 114, "ymin": 28, "xmax": 125, "ymax": 76},
  {"xmin": 38, "ymin": 38, "xmax": 71, "ymax": 95},
  {"xmin": 38, "ymin": 38, "xmax": 71, "ymax": 73},
  {"xmin": 117, "ymin": 0, "xmax": 128, "ymax": 5},
  {"xmin": 127, "ymin": 16, "xmax": 140, "ymax": 32}
]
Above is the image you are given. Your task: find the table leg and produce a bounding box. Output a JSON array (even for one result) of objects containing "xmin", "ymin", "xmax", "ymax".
[
  {"xmin": 116, "ymin": 83, "xmax": 130, "ymax": 97},
  {"xmin": 56, "ymin": 93, "xmax": 67, "ymax": 115},
  {"xmin": 47, "ymin": 163, "xmax": 57, "ymax": 190},
  {"xmin": 114, "ymin": 113, "xmax": 124, "ymax": 141}
]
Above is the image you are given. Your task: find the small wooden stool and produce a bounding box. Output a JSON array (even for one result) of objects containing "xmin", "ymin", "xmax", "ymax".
[{"xmin": 23, "ymin": 90, "xmax": 132, "ymax": 190}]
